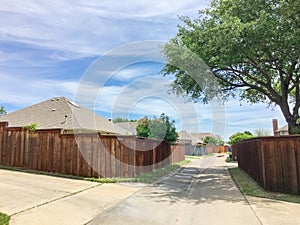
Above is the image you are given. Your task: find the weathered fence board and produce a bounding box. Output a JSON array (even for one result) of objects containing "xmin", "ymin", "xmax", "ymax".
[
  {"xmin": 233, "ymin": 135, "xmax": 300, "ymax": 195},
  {"xmin": 0, "ymin": 122, "xmax": 185, "ymax": 178}
]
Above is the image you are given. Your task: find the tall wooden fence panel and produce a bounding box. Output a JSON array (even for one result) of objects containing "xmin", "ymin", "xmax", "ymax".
[
  {"xmin": 233, "ymin": 136, "xmax": 300, "ymax": 195},
  {"xmin": 0, "ymin": 122, "xmax": 185, "ymax": 178}
]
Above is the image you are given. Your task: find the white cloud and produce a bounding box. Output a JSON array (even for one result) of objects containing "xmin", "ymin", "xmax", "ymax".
[
  {"xmin": 0, "ymin": 0, "xmax": 287, "ymax": 141},
  {"xmin": 0, "ymin": 73, "xmax": 78, "ymax": 107},
  {"xmin": 0, "ymin": 0, "xmax": 209, "ymax": 59}
]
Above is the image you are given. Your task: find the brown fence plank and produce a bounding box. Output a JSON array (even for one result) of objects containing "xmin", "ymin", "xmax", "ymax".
[
  {"xmin": 286, "ymin": 140, "xmax": 298, "ymax": 194},
  {"xmin": 296, "ymin": 139, "xmax": 300, "ymax": 194},
  {"xmin": 233, "ymin": 136, "xmax": 300, "ymax": 195},
  {"xmin": 0, "ymin": 122, "xmax": 184, "ymax": 178}
]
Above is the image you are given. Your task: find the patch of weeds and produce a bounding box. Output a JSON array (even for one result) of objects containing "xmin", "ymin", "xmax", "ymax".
[
  {"xmin": 85, "ymin": 177, "xmax": 136, "ymax": 183},
  {"xmin": 225, "ymin": 156, "xmax": 233, "ymax": 162},
  {"xmin": 0, "ymin": 212, "xmax": 10, "ymax": 225},
  {"xmin": 229, "ymin": 167, "xmax": 300, "ymax": 204}
]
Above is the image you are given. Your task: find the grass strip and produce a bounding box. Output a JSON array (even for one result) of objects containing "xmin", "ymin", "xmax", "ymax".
[
  {"xmin": 1, "ymin": 160, "xmax": 191, "ymax": 185},
  {"xmin": 225, "ymin": 156, "xmax": 234, "ymax": 163},
  {"xmin": 185, "ymin": 155, "xmax": 202, "ymax": 160},
  {"xmin": 229, "ymin": 167, "xmax": 300, "ymax": 204},
  {"xmin": 135, "ymin": 160, "xmax": 190, "ymax": 183},
  {"xmin": 0, "ymin": 212, "xmax": 10, "ymax": 225},
  {"xmin": 86, "ymin": 160, "xmax": 191, "ymax": 184}
]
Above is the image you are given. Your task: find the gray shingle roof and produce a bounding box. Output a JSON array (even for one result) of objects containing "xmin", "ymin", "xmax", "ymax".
[
  {"xmin": 0, "ymin": 97, "xmax": 130, "ymax": 135},
  {"xmin": 178, "ymin": 131, "xmax": 219, "ymax": 145},
  {"xmin": 115, "ymin": 122, "xmax": 138, "ymax": 135},
  {"xmin": 277, "ymin": 125, "xmax": 288, "ymax": 132}
]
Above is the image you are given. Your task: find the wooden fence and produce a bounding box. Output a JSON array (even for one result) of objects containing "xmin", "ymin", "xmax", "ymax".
[
  {"xmin": 0, "ymin": 122, "xmax": 185, "ymax": 178},
  {"xmin": 232, "ymin": 136, "xmax": 300, "ymax": 195}
]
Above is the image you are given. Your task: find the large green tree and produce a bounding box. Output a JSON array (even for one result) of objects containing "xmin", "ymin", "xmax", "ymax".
[
  {"xmin": 163, "ymin": 0, "xmax": 300, "ymax": 134},
  {"xmin": 136, "ymin": 114, "xmax": 178, "ymax": 142}
]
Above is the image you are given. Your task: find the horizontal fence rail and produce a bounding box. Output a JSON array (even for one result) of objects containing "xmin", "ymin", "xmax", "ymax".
[
  {"xmin": 0, "ymin": 122, "xmax": 185, "ymax": 178},
  {"xmin": 232, "ymin": 136, "xmax": 300, "ymax": 195}
]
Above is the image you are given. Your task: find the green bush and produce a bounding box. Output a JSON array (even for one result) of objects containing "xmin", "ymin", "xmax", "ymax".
[
  {"xmin": 0, "ymin": 212, "xmax": 10, "ymax": 225},
  {"xmin": 24, "ymin": 123, "xmax": 38, "ymax": 132},
  {"xmin": 229, "ymin": 131, "xmax": 253, "ymax": 145}
]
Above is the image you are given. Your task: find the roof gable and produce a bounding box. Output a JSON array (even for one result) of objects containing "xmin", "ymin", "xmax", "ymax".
[{"xmin": 0, "ymin": 97, "xmax": 129, "ymax": 134}]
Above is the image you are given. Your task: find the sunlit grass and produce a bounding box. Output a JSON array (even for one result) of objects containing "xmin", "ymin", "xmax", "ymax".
[
  {"xmin": 229, "ymin": 167, "xmax": 300, "ymax": 204},
  {"xmin": 86, "ymin": 160, "xmax": 191, "ymax": 184}
]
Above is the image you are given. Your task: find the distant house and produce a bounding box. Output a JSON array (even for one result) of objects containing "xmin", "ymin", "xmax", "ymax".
[
  {"xmin": 0, "ymin": 97, "xmax": 129, "ymax": 135},
  {"xmin": 177, "ymin": 131, "xmax": 193, "ymax": 145},
  {"xmin": 115, "ymin": 122, "xmax": 138, "ymax": 135},
  {"xmin": 272, "ymin": 119, "xmax": 289, "ymax": 136},
  {"xmin": 276, "ymin": 125, "xmax": 289, "ymax": 136},
  {"xmin": 178, "ymin": 131, "xmax": 219, "ymax": 145}
]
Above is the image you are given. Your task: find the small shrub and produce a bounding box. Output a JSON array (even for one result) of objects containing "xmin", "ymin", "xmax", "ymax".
[
  {"xmin": 226, "ymin": 156, "xmax": 233, "ymax": 163},
  {"xmin": 24, "ymin": 123, "xmax": 38, "ymax": 132},
  {"xmin": 0, "ymin": 212, "xmax": 10, "ymax": 225}
]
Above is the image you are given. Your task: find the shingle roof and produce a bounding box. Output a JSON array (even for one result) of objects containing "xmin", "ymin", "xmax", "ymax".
[
  {"xmin": 277, "ymin": 125, "xmax": 288, "ymax": 132},
  {"xmin": 0, "ymin": 97, "xmax": 129, "ymax": 135},
  {"xmin": 115, "ymin": 122, "xmax": 138, "ymax": 135},
  {"xmin": 178, "ymin": 131, "xmax": 219, "ymax": 145}
]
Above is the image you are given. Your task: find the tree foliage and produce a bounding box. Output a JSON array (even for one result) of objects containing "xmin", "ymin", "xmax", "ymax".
[
  {"xmin": 24, "ymin": 123, "xmax": 38, "ymax": 132},
  {"xmin": 203, "ymin": 136, "xmax": 224, "ymax": 145},
  {"xmin": 136, "ymin": 117, "xmax": 150, "ymax": 138},
  {"xmin": 112, "ymin": 117, "xmax": 137, "ymax": 123},
  {"xmin": 254, "ymin": 128, "xmax": 271, "ymax": 136},
  {"xmin": 163, "ymin": 0, "xmax": 300, "ymax": 134},
  {"xmin": 136, "ymin": 113, "xmax": 178, "ymax": 142},
  {"xmin": 0, "ymin": 106, "xmax": 7, "ymax": 116},
  {"xmin": 229, "ymin": 131, "xmax": 254, "ymax": 145}
]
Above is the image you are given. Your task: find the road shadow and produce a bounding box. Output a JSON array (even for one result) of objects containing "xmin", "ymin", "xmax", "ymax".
[{"xmin": 142, "ymin": 158, "xmax": 247, "ymax": 205}]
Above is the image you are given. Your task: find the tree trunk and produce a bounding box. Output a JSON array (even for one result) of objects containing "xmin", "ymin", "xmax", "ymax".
[
  {"xmin": 279, "ymin": 102, "xmax": 300, "ymax": 135},
  {"xmin": 288, "ymin": 120, "xmax": 300, "ymax": 134}
]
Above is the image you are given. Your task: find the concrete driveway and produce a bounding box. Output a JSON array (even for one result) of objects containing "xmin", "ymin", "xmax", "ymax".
[
  {"xmin": 88, "ymin": 155, "xmax": 261, "ymax": 225},
  {"xmin": 0, "ymin": 169, "xmax": 142, "ymax": 225},
  {"xmin": 89, "ymin": 155, "xmax": 300, "ymax": 225}
]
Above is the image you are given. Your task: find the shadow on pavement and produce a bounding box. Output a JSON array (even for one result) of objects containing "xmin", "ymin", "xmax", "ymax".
[{"xmin": 142, "ymin": 161, "xmax": 246, "ymax": 205}]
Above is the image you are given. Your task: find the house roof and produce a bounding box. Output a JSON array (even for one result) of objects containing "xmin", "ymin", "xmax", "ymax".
[
  {"xmin": 0, "ymin": 97, "xmax": 129, "ymax": 135},
  {"xmin": 178, "ymin": 131, "xmax": 193, "ymax": 141},
  {"xmin": 178, "ymin": 131, "xmax": 219, "ymax": 145},
  {"xmin": 277, "ymin": 125, "xmax": 288, "ymax": 132},
  {"xmin": 115, "ymin": 122, "xmax": 138, "ymax": 135}
]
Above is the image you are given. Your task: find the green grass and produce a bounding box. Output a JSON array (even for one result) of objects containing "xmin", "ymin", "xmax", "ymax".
[
  {"xmin": 203, "ymin": 153, "xmax": 215, "ymax": 158},
  {"xmin": 0, "ymin": 212, "xmax": 10, "ymax": 225},
  {"xmin": 85, "ymin": 177, "xmax": 136, "ymax": 183},
  {"xmin": 185, "ymin": 155, "xmax": 202, "ymax": 160},
  {"xmin": 86, "ymin": 160, "xmax": 191, "ymax": 184},
  {"xmin": 0, "ymin": 160, "xmax": 191, "ymax": 185},
  {"xmin": 135, "ymin": 160, "xmax": 191, "ymax": 183},
  {"xmin": 229, "ymin": 167, "xmax": 300, "ymax": 204},
  {"xmin": 225, "ymin": 156, "xmax": 234, "ymax": 163}
]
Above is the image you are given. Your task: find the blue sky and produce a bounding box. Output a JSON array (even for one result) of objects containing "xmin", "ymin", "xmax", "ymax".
[{"xmin": 0, "ymin": 0, "xmax": 286, "ymax": 140}]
